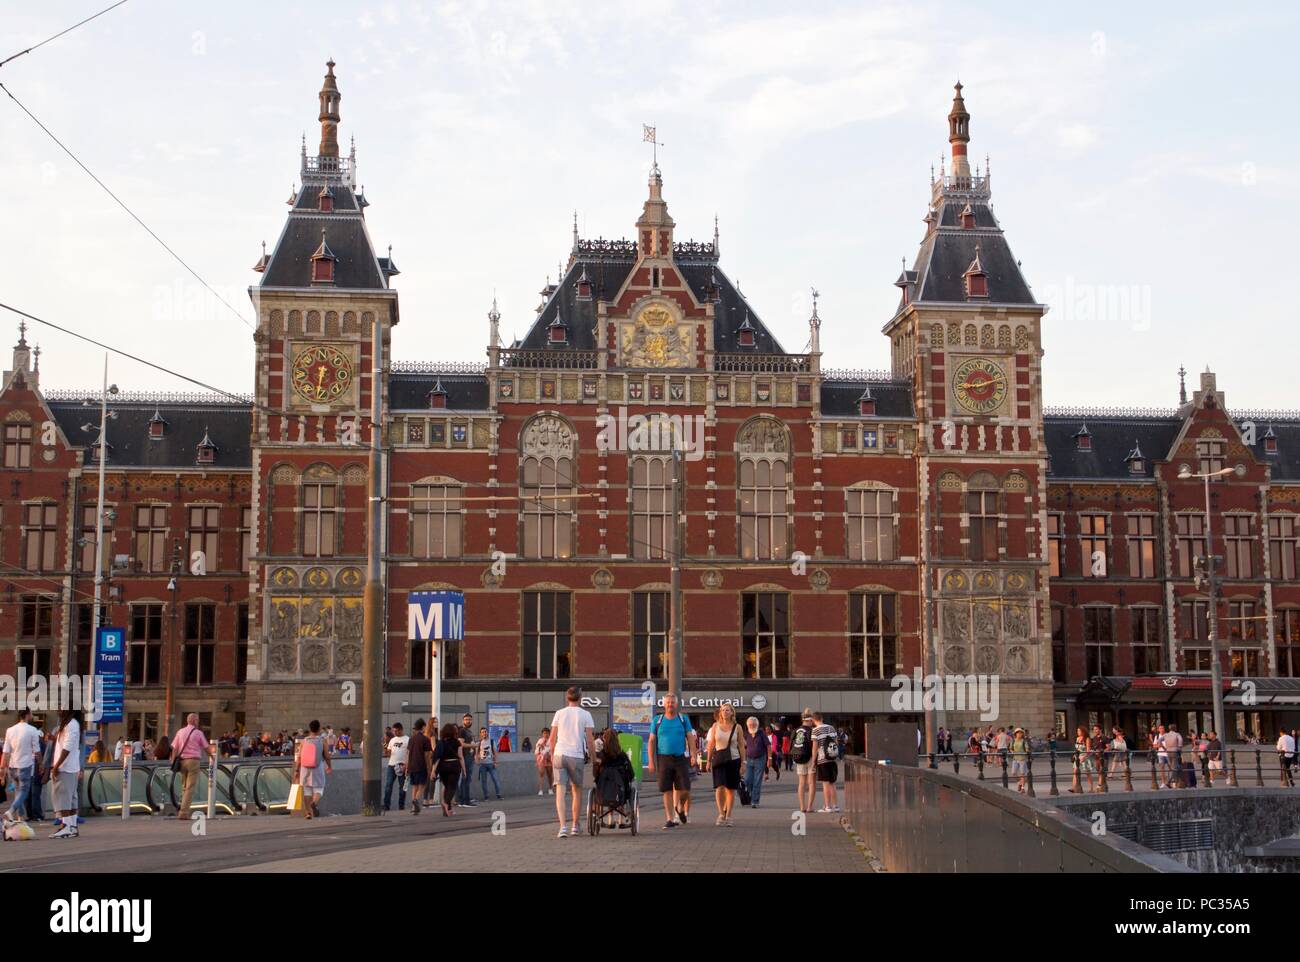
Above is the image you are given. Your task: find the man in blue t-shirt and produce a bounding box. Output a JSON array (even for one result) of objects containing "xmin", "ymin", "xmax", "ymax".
[{"xmin": 647, "ymin": 693, "xmax": 697, "ymax": 831}]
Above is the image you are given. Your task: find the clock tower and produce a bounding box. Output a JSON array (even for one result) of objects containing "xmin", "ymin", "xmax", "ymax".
[
  {"xmin": 243, "ymin": 60, "xmax": 400, "ymax": 729},
  {"xmin": 885, "ymin": 84, "xmax": 1053, "ymax": 734}
]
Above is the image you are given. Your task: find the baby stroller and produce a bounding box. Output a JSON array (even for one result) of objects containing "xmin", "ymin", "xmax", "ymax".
[{"xmin": 586, "ymin": 744, "xmax": 640, "ymax": 836}]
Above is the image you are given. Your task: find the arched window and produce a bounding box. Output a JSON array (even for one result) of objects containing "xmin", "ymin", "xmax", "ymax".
[
  {"xmin": 631, "ymin": 456, "xmax": 671, "ymax": 559},
  {"xmin": 522, "ymin": 456, "xmax": 574, "ymax": 558}
]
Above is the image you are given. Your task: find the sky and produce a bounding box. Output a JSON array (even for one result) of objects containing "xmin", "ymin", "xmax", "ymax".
[{"xmin": 2, "ymin": 0, "xmax": 1297, "ymax": 410}]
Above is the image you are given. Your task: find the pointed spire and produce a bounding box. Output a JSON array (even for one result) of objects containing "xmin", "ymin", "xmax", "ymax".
[
  {"xmin": 1178, "ymin": 364, "xmax": 1188, "ymax": 404},
  {"xmin": 713, "ymin": 213, "xmax": 720, "ymax": 256},
  {"xmin": 636, "ymin": 157, "xmax": 675, "ymax": 257},
  {"xmin": 572, "ymin": 210, "xmax": 580, "ymax": 250},
  {"xmin": 948, "ymin": 81, "xmax": 971, "ymax": 182},
  {"xmin": 318, "ymin": 59, "xmax": 342, "ymax": 159}
]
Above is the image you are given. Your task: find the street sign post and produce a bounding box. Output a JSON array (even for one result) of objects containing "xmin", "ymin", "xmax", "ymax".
[
  {"xmin": 407, "ymin": 591, "xmax": 465, "ymax": 728},
  {"xmin": 94, "ymin": 627, "xmax": 125, "ymax": 725}
]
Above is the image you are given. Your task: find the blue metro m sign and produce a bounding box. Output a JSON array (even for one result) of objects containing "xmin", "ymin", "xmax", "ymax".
[{"xmin": 407, "ymin": 591, "xmax": 465, "ymax": 641}]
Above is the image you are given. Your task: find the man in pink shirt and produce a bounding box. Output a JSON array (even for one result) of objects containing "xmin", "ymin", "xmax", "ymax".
[{"xmin": 170, "ymin": 714, "xmax": 214, "ymax": 819}]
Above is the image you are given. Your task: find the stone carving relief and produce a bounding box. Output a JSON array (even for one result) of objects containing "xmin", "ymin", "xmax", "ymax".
[
  {"xmin": 521, "ymin": 415, "xmax": 575, "ymax": 458},
  {"xmin": 735, "ymin": 417, "xmax": 787, "ymax": 454},
  {"xmin": 973, "ymin": 603, "xmax": 999, "ymax": 640},
  {"xmin": 943, "ymin": 645, "xmax": 970, "ymax": 673},
  {"xmin": 975, "ymin": 645, "xmax": 1001, "ymax": 673},
  {"xmin": 942, "ymin": 603, "xmax": 970, "ymax": 641}
]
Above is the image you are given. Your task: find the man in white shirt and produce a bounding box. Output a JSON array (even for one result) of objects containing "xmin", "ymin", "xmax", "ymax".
[
  {"xmin": 49, "ymin": 711, "xmax": 82, "ymax": 839},
  {"xmin": 549, "ymin": 686, "xmax": 597, "ymax": 839},
  {"xmin": 1278, "ymin": 729, "xmax": 1296, "ymax": 786},
  {"xmin": 1, "ymin": 709, "xmax": 41, "ymax": 823},
  {"xmin": 384, "ymin": 722, "xmax": 410, "ymax": 811}
]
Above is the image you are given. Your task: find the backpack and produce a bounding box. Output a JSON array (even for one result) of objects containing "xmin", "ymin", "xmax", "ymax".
[
  {"xmin": 791, "ymin": 726, "xmax": 813, "ymax": 764},
  {"xmin": 822, "ymin": 732, "xmax": 840, "ymax": 761},
  {"xmin": 299, "ymin": 738, "xmax": 320, "ymax": 769}
]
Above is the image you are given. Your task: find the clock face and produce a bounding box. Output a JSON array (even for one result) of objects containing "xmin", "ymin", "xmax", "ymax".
[
  {"xmin": 952, "ymin": 356, "xmax": 1008, "ymax": 414},
  {"xmin": 290, "ymin": 345, "xmax": 354, "ymax": 404}
]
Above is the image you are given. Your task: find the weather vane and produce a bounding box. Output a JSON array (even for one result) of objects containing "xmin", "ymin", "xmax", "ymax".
[{"xmin": 642, "ymin": 124, "xmax": 663, "ymax": 167}]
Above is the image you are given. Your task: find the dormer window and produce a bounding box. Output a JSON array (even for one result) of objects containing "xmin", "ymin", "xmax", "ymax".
[
  {"xmin": 960, "ymin": 203, "xmax": 976, "ymax": 229},
  {"xmin": 318, "ymin": 185, "xmax": 334, "ymax": 213},
  {"xmin": 1075, "ymin": 424, "xmax": 1092, "ymax": 452},
  {"xmin": 195, "ymin": 430, "xmax": 217, "ymax": 465},
  {"xmin": 1264, "ymin": 426, "xmax": 1279, "ymax": 455},
  {"xmin": 549, "ymin": 313, "xmax": 568, "ymax": 344},
  {"xmin": 737, "ymin": 312, "xmax": 756, "ymax": 348},
  {"xmin": 575, "ymin": 268, "xmax": 592, "ymax": 301},
  {"xmin": 428, "ymin": 379, "xmax": 448, "ymax": 409},
  {"xmin": 1126, "ymin": 440, "xmax": 1145, "ymax": 475},
  {"xmin": 963, "ymin": 244, "xmax": 988, "ymax": 299},
  {"xmin": 858, "ymin": 387, "xmax": 876, "ymax": 416},
  {"xmin": 311, "ymin": 230, "xmax": 337, "ymax": 284},
  {"xmin": 148, "ymin": 409, "xmax": 167, "ymax": 440}
]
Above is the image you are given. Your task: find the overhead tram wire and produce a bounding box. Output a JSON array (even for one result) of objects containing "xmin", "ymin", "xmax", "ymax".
[
  {"xmin": 0, "ymin": 81, "xmax": 253, "ymax": 332},
  {"xmin": 0, "ymin": 0, "xmax": 131, "ymax": 70}
]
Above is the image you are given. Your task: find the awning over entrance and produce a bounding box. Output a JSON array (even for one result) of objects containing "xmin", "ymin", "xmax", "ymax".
[{"xmin": 1076, "ymin": 674, "xmax": 1236, "ymax": 710}]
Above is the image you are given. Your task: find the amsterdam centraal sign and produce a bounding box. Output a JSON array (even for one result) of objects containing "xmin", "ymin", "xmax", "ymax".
[{"xmin": 580, "ymin": 692, "xmax": 770, "ymax": 711}]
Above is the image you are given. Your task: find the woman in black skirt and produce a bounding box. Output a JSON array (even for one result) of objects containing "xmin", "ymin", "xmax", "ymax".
[
  {"xmin": 432, "ymin": 723, "xmax": 464, "ymax": 816},
  {"xmin": 706, "ymin": 703, "xmax": 744, "ymax": 827}
]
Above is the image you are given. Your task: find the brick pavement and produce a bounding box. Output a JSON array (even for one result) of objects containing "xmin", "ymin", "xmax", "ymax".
[{"xmin": 229, "ymin": 780, "xmax": 870, "ymax": 873}]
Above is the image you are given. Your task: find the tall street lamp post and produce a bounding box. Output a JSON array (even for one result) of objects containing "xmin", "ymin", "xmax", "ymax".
[{"xmin": 1178, "ymin": 464, "xmax": 1237, "ymax": 744}]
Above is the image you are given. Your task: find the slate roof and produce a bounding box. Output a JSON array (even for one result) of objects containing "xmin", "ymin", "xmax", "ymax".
[
  {"xmin": 819, "ymin": 380, "xmax": 916, "ymax": 418},
  {"xmin": 260, "ymin": 213, "xmax": 386, "ymax": 289},
  {"xmin": 515, "ymin": 251, "xmax": 787, "ymax": 356},
  {"xmin": 389, "ymin": 373, "xmax": 489, "ymax": 411},
  {"xmin": 1045, "ymin": 414, "xmax": 1300, "ymax": 482},
  {"xmin": 900, "ymin": 197, "xmax": 1037, "ymax": 311},
  {"xmin": 47, "ymin": 399, "xmax": 252, "ymax": 469}
]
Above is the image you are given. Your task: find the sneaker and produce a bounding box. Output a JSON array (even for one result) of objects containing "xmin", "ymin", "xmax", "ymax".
[
  {"xmin": 570, "ymin": 823, "xmax": 582, "ymax": 836},
  {"xmin": 677, "ymin": 808, "xmax": 688, "ymax": 825},
  {"xmin": 725, "ymin": 818, "xmax": 735, "ymax": 827},
  {"xmin": 663, "ymin": 820, "xmax": 676, "ymax": 830},
  {"xmin": 557, "ymin": 826, "xmax": 568, "ymax": 838},
  {"xmin": 817, "ymin": 806, "xmax": 831, "ymax": 813},
  {"xmin": 50, "ymin": 824, "xmax": 78, "ymax": 839},
  {"xmin": 496, "ymin": 795, "xmax": 503, "ymax": 800},
  {"xmin": 538, "ymin": 790, "xmax": 544, "ymax": 796},
  {"xmin": 715, "ymin": 815, "xmax": 725, "ymax": 826}
]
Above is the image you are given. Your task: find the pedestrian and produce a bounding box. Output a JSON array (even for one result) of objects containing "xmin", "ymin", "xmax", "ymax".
[
  {"xmin": 169, "ymin": 713, "xmax": 214, "ymax": 820},
  {"xmin": 781, "ymin": 725, "xmax": 793, "ymax": 771},
  {"xmin": 647, "ymin": 692, "xmax": 696, "ymax": 831},
  {"xmin": 432, "ymin": 724, "xmax": 464, "ymax": 816},
  {"xmin": 811, "ymin": 712, "xmax": 840, "ymax": 813},
  {"xmin": 47, "ymin": 709, "xmax": 83, "ymax": 840},
  {"xmin": 1164, "ymin": 723, "xmax": 1185, "ymax": 788},
  {"xmin": 113, "ymin": 737, "xmax": 125, "ymax": 762},
  {"xmin": 476, "ymin": 726, "xmax": 502, "ymax": 800},
  {"xmin": 743, "ymin": 717, "xmax": 770, "ymax": 808},
  {"xmin": 593, "ymin": 728, "xmax": 635, "ymax": 829},
  {"xmin": 496, "ymin": 730, "xmax": 511, "ymax": 754},
  {"xmin": 406, "ymin": 719, "xmax": 433, "ymax": 814},
  {"xmin": 28, "ymin": 726, "xmax": 50, "ymax": 822},
  {"xmin": 1206, "ymin": 730, "xmax": 1223, "ymax": 785},
  {"xmin": 1, "ymin": 708, "xmax": 41, "ymax": 824},
  {"xmin": 336, "ymin": 728, "xmax": 352, "ymax": 755},
  {"xmin": 549, "ymin": 686, "xmax": 597, "ymax": 838},
  {"xmin": 767, "ymin": 723, "xmax": 782, "ymax": 780},
  {"xmin": 791, "ymin": 710, "xmax": 817, "ymax": 813},
  {"xmin": 87, "ymin": 740, "xmax": 111, "ymax": 765},
  {"xmin": 238, "ymin": 729, "xmax": 253, "ymax": 758},
  {"xmin": 1070, "ymin": 726, "xmax": 1095, "ymax": 793},
  {"xmin": 534, "ymin": 727, "xmax": 554, "ymax": 795},
  {"xmin": 294, "ymin": 720, "xmax": 332, "ymax": 818},
  {"xmin": 1277, "ymin": 728, "xmax": 1296, "ymax": 786},
  {"xmin": 706, "ymin": 703, "xmax": 743, "ymax": 826},
  {"xmin": 1009, "ymin": 727, "xmax": 1029, "ymax": 793},
  {"xmin": 457, "ymin": 713, "xmax": 478, "ymax": 808},
  {"xmin": 384, "ymin": 722, "xmax": 409, "ymax": 811},
  {"xmin": 521, "ymin": 736, "xmax": 532, "ymax": 753}
]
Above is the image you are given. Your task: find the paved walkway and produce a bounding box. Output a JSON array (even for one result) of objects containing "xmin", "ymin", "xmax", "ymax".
[
  {"xmin": 0, "ymin": 780, "xmax": 869, "ymax": 874},
  {"xmin": 237, "ymin": 781, "xmax": 866, "ymax": 873}
]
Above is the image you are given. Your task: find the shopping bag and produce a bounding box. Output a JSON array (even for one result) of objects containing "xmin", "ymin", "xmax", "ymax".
[
  {"xmin": 287, "ymin": 783, "xmax": 304, "ymax": 813},
  {"xmin": 737, "ymin": 778, "xmax": 752, "ymax": 807}
]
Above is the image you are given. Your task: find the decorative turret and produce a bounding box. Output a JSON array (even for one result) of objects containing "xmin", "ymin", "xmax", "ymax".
[
  {"xmin": 318, "ymin": 59, "xmax": 341, "ymax": 158},
  {"xmin": 948, "ymin": 82, "xmax": 971, "ymax": 183},
  {"xmin": 636, "ymin": 163, "xmax": 676, "ymax": 258}
]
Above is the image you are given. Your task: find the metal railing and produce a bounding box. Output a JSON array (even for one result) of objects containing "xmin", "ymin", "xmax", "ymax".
[
  {"xmin": 920, "ymin": 747, "xmax": 1300, "ymax": 796},
  {"xmin": 497, "ymin": 348, "xmax": 601, "ymax": 370},
  {"xmin": 713, "ymin": 352, "xmax": 811, "ymax": 373},
  {"xmin": 84, "ymin": 758, "xmax": 295, "ymax": 815}
]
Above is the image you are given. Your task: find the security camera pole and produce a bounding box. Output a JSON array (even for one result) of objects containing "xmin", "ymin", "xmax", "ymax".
[{"xmin": 1179, "ymin": 464, "xmax": 1235, "ymax": 743}]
